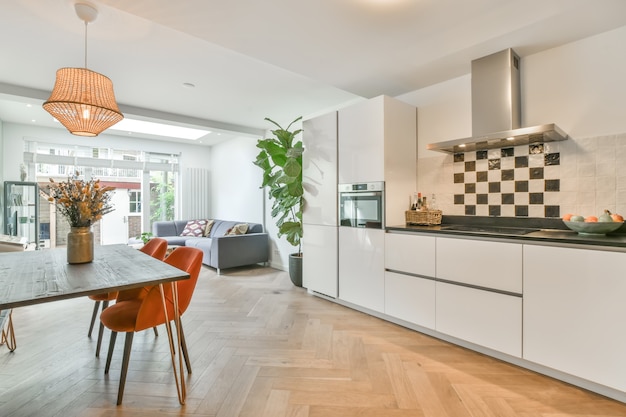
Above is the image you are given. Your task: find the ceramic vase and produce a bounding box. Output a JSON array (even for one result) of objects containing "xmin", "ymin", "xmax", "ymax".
[{"xmin": 67, "ymin": 226, "xmax": 94, "ymax": 264}]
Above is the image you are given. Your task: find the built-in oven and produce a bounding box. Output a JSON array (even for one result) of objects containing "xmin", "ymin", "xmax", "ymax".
[{"xmin": 338, "ymin": 182, "xmax": 384, "ymax": 229}]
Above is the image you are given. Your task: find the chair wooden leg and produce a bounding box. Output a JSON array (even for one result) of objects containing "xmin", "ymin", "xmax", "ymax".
[
  {"xmin": 1, "ymin": 311, "xmax": 16, "ymax": 352},
  {"xmin": 179, "ymin": 321, "xmax": 192, "ymax": 374},
  {"xmin": 117, "ymin": 332, "xmax": 134, "ymax": 405},
  {"xmin": 95, "ymin": 300, "xmax": 110, "ymax": 358},
  {"xmin": 88, "ymin": 301, "xmax": 101, "ymax": 337},
  {"xmin": 104, "ymin": 331, "xmax": 117, "ymax": 374}
]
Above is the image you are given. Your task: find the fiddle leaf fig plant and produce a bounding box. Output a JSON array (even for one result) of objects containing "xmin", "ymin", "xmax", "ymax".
[{"xmin": 254, "ymin": 116, "xmax": 304, "ymax": 255}]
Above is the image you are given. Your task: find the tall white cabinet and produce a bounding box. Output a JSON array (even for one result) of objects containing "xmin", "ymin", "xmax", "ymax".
[
  {"xmin": 337, "ymin": 95, "xmax": 417, "ymax": 313},
  {"xmin": 338, "ymin": 95, "xmax": 417, "ymax": 227},
  {"xmin": 302, "ymin": 112, "xmax": 338, "ymax": 297}
]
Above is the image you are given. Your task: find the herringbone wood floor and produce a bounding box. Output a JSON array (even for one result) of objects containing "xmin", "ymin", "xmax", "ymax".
[{"xmin": 1, "ymin": 265, "xmax": 626, "ymax": 416}]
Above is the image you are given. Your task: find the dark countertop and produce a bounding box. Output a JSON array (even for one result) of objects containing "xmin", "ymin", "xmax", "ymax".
[{"xmin": 386, "ymin": 215, "xmax": 626, "ymax": 251}]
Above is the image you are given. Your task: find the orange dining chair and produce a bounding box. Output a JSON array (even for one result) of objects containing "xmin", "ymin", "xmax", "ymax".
[
  {"xmin": 88, "ymin": 238, "xmax": 168, "ymax": 357},
  {"xmin": 100, "ymin": 246, "xmax": 203, "ymax": 405}
]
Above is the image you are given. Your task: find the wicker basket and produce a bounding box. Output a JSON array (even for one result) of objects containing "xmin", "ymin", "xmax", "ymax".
[{"xmin": 405, "ymin": 210, "xmax": 442, "ymax": 226}]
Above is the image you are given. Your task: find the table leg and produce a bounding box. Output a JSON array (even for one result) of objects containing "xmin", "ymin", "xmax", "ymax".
[{"xmin": 158, "ymin": 282, "xmax": 186, "ymax": 404}]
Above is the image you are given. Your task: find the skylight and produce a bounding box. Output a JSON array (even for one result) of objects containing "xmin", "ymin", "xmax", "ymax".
[{"xmin": 108, "ymin": 118, "xmax": 210, "ymax": 140}]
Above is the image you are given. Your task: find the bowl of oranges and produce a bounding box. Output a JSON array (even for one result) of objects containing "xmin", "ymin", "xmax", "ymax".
[{"xmin": 563, "ymin": 210, "xmax": 624, "ymax": 235}]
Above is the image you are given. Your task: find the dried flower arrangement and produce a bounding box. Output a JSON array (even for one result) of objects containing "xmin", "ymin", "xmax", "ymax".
[{"xmin": 47, "ymin": 172, "xmax": 115, "ymax": 227}]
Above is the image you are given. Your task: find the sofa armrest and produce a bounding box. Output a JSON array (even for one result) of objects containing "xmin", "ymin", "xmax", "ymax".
[{"xmin": 210, "ymin": 233, "xmax": 269, "ymax": 270}]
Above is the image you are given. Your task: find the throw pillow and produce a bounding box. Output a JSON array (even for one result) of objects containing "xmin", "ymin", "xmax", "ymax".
[
  {"xmin": 203, "ymin": 219, "xmax": 215, "ymax": 237},
  {"xmin": 225, "ymin": 223, "xmax": 249, "ymax": 236},
  {"xmin": 180, "ymin": 219, "xmax": 209, "ymax": 237}
]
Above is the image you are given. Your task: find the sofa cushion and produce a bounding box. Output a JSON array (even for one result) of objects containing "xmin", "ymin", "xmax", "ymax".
[
  {"xmin": 203, "ymin": 219, "xmax": 215, "ymax": 237},
  {"xmin": 180, "ymin": 219, "xmax": 209, "ymax": 237},
  {"xmin": 225, "ymin": 223, "xmax": 248, "ymax": 236}
]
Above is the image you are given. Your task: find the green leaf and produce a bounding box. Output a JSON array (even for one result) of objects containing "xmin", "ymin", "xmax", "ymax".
[{"xmin": 254, "ymin": 116, "xmax": 305, "ymax": 252}]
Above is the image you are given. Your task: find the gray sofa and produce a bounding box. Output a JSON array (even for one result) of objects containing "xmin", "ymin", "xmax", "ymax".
[{"xmin": 150, "ymin": 219, "xmax": 269, "ymax": 273}]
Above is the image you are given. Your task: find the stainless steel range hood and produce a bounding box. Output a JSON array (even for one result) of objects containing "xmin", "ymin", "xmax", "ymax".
[{"xmin": 427, "ymin": 48, "xmax": 569, "ymax": 153}]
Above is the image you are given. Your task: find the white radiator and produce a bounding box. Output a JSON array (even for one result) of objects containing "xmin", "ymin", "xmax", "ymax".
[{"xmin": 183, "ymin": 168, "xmax": 211, "ymax": 219}]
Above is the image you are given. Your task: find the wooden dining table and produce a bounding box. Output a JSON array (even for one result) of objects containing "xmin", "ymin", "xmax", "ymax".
[{"xmin": 0, "ymin": 244, "xmax": 191, "ymax": 404}]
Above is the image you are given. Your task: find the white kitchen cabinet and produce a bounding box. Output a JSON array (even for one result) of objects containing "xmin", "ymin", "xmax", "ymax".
[
  {"xmin": 385, "ymin": 271, "xmax": 436, "ymax": 329},
  {"xmin": 523, "ymin": 245, "xmax": 626, "ymax": 392},
  {"xmin": 303, "ymin": 112, "xmax": 338, "ymax": 226},
  {"xmin": 338, "ymin": 227, "xmax": 385, "ymax": 312},
  {"xmin": 384, "ymin": 232, "xmax": 436, "ymax": 328},
  {"xmin": 385, "ymin": 232, "xmax": 436, "ymax": 277},
  {"xmin": 434, "ymin": 237, "xmax": 522, "ymax": 357},
  {"xmin": 302, "ymin": 224, "xmax": 338, "ymax": 297},
  {"xmin": 338, "ymin": 98, "xmax": 385, "ymax": 183},
  {"xmin": 303, "ymin": 112, "xmax": 338, "ymax": 296},
  {"xmin": 338, "ymin": 95, "xmax": 417, "ymax": 227},
  {"xmin": 436, "ymin": 237, "xmax": 522, "ymax": 293},
  {"xmin": 436, "ymin": 282, "xmax": 522, "ymax": 357}
]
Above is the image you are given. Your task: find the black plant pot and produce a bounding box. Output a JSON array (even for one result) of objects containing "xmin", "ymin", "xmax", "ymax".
[{"xmin": 288, "ymin": 253, "xmax": 303, "ymax": 287}]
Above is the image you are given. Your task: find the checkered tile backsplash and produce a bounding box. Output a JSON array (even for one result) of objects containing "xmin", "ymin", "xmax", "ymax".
[{"xmin": 453, "ymin": 143, "xmax": 561, "ymax": 218}]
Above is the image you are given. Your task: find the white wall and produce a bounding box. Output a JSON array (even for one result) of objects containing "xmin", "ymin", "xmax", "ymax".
[
  {"xmin": 396, "ymin": 24, "xmax": 626, "ymax": 218},
  {"xmin": 209, "ymin": 135, "xmax": 263, "ymax": 224}
]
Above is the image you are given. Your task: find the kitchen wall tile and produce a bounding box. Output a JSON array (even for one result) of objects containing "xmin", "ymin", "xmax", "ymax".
[
  {"xmin": 577, "ymin": 160, "xmax": 596, "ymax": 177},
  {"xmin": 488, "ymin": 193, "xmax": 501, "ymax": 205},
  {"xmin": 543, "ymin": 142, "xmax": 560, "ymax": 153},
  {"xmin": 544, "ymin": 165, "xmax": 560, "ymax": 179},
  {"xmin": 476, "ymin": 159, "xmax": 488, "ymax": 172},
  {"xmin": 529, "ymin": 180, "xmax": 544, "ymax": 193},
  {"xmin": 488, "ymin": 149, "xmax": 500, "ymax": 159},
  {"xmin": 515, "ymin": 193, "xmax": 529, "ymax": 205},
  {"xmin": 528, "ymin": 154, "xmax": 544, "ymax": 167},
  {"xmin": 544, "ymin": 191, "xmax": 561, "ymax": 206},
  {"xmin": 419, "ymin": 132, "xmax": 626, "ymax": 219},
  {"xmin": 528, "ymin": 205, "xmax": 544, "ymax": 217},
  {"xmin": 488, "ymin": 170, "xmax": 500, "ymax": 182},
  {"xmin": 596, "ymin": 157, "xmax": 616, "ymax": 177},
  {"xmin": 617, "ymin": 175, "xmax": 626, "ymax": 191},
  {"xmin": 501, "ymin": 205, "xmax": 515, "ymax": 217},
  {"xmin": 577, "ymin": 137, "xmax": 598, "ymax": 153},
  {"xmin": 476, "ymin": 181, "xmax": 488, "ymax": 194},
  {"xmin": 501, "ymin": 157, "xmax": 515, "ymax": 170},
  {"xmin": 501, "ymin": 181, "xmax": 514, "ymax": 193}
]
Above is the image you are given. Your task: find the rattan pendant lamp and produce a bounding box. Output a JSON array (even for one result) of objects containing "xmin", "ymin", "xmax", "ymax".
[{"xmin": 43, "ymin": 2, "xmax": 123, "ymax": 137}]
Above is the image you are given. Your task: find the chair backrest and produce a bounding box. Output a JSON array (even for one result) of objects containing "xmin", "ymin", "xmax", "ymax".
[
  {"xmin": 140, "ymin": 237, "xmax": 168, "ymax": 260},
  {"xmin": 116, "ymin": 238, "xmax": 169, "ymax": 302},
  {"xmin": 134, "ymin": 247, "xmax": 203, "ymax": 331}
]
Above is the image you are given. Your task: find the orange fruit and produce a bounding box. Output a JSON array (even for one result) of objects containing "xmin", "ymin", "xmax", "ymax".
[
  {"xmin": 584, "ymin": 216, "xmax": 598, "ymax": 222},
  {"xmin": 562, "ymin": 213, "xmax": 574, "ymax": 221},
  {"xmin": 611, "ymin": 213, "xmax": 624, "ymax": 222}
]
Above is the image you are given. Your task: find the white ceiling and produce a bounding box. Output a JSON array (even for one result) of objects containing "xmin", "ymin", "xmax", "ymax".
[{"xmin": 1, "ymin": 0, "xmax": 626, "ymax": 145}]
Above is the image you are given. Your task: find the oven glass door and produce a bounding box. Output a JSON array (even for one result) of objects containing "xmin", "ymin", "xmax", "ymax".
[{"xmin": 339, "ymin": 192, "xmax": 383, "ymax": 228}]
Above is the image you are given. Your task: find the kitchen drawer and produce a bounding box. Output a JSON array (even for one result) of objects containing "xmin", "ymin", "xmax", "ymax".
[
  {"xmin": 436, "ymin": 282, "xmax": 522, "ymax": 357},
  {"xmin": 385, "ymin": 232, "xmax": 435, "ymax": 277},
  {"xmin": 385, "ymin": 271, "xmax": 435, "ymax": 329},
  {"xmin": 436, "ymin": 237, "xmax": 522, "ymax": 293}
]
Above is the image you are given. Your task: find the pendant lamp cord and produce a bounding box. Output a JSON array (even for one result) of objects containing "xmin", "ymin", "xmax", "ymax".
[{"xmin": 83, "ymin": 20, "xmax": 88, "ymax": 69}]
